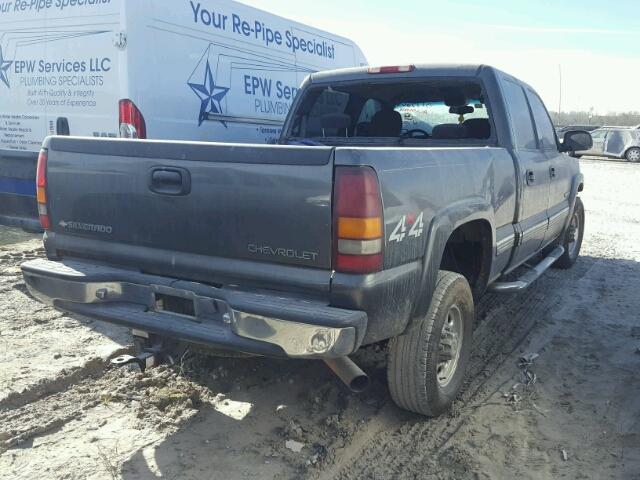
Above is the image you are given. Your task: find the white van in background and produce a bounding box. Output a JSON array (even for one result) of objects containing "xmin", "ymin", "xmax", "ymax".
[{"xmin": 0, "ymin": 0, "xmax": 367, "ymax": 229}]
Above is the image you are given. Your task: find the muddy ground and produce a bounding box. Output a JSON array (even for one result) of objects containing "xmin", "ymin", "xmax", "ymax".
[{"xmin": 1, "ymin": 157, "xmax": 639, "ymax": 480}]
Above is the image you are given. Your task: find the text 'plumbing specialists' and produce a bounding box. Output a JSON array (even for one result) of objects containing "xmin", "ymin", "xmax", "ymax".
[
  {"xmin": 190, "ymin": 0, "xmax": 336, "ymax": 60},
  {"xmin": 13, "ymin": 57, "xmax": 111, "ymax": 109},
  {"xmin": 14, "ymin": 57, "xmax": 110, "ymax": 86}
]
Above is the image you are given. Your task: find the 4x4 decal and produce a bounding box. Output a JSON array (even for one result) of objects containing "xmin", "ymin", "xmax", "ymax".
[{"xmin": 389, "ymin": 212, "xmax": 424, "ymax": 243}]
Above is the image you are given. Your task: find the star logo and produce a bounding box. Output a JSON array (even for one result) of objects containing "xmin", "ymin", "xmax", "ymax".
[
  {"xmin": 188, "ymin": 60, "xmax": 230, "ymax": 127},
  {"xmin": 0, "ymin": 46, "xmax": 13, "ymax": 89}
]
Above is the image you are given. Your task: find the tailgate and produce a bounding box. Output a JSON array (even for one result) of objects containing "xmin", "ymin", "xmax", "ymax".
[{"xmin": 44, "ymin": 137, "xmax": 335, "ymax": 276}]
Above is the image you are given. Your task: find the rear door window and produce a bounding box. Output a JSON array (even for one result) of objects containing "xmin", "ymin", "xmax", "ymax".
[
  {"xmin": 605, "ymin": 130, "xmax": 627, "ymax": 155},
  {"xmin": 526, "ymin": 91, "xmax": 558, "ymax": 150},
  {"xmin": 501, "ymin": 79, "xmax": 537, "ymax": 150}
]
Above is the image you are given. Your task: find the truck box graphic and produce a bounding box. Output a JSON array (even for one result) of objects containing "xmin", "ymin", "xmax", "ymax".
[{"xmin": 188, "ymin": 43, "xmax": 313, "ymax": 127}]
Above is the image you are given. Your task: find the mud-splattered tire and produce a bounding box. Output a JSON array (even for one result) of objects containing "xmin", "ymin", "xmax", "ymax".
[
  {"xmin": 554, "ymin": 197, "xmax": 585, "ymax": 269},
  {"xmin": 387, "ymin": 271, "xmax": 474, "ymax": 417},
  {"xmin": 553, "ymin": 197, "xmax": 584, "ymax": 269}
]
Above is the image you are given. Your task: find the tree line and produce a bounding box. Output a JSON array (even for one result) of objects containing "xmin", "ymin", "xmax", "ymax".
[{"xmin": 550, "ymin": 111, "xmax": 640, "ymax": 127}]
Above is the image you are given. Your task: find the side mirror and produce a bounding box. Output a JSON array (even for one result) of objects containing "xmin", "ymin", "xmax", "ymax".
[{"xmin": 560, "ymin": 130, "xmax": 592, "ymax": 153}]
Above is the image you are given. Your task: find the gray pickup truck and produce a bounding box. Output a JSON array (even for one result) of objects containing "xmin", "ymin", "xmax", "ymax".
[{"xmin": 21, "ymin": 64, "xmax": 591, "ymax": 416}]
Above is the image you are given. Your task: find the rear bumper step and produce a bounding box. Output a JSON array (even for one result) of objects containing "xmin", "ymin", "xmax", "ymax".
[
  {"xmin": 21, "ymin": 258, "xmax": 367, "ymax": 359},
  {"xmin": 489, "ymin": 246, "xmax": 565, "ymax": 293}
]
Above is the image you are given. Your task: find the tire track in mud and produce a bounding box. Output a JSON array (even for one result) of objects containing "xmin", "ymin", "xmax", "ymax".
[
  {"xmin": 323, "ymin": 259, "xmax": 596, "ymax": 480},
  {"xmin": 1, "ymin": 239, "xmax": 133, "ymax": 415},
  {"xmin": 0, "ymin": 366, "xmax": 211, "ymax": 477},
  {"xmin": 0, "ymin": 348, "xmax": 134, "ymax": 412},
  {"xmin": 0, "ymin": 239, "xmax": 131, "ymax": 405}
]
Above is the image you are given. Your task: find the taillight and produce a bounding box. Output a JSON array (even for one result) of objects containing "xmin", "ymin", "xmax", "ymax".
[
  {"xmin": 333, "ymin": 166, "xmax": 384, "ymax": 274},
  {"xmin": 119, "ymin": 99, "xmax": 147, "ymax": 139},
  {"xmin": 36, "ymin": 149, "xmax": 51, "ymax": 230},
  {"xmin": 367, "ymin": 65, "xmax": 415, "ymax": 74}
]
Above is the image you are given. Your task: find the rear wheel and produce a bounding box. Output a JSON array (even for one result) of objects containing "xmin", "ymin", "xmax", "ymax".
[
  {"xmin": 387, "ymin": 271, "xmax": 474, "ymax": 416},
  {"xmin": 554, "ymin": 197, "xmax": 585, "ymax": 269},
  {"xmin": 625, "ymin": 147, "xmax": 640, "ymax": 162}
]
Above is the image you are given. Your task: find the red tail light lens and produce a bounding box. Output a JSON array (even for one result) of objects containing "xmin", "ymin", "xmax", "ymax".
[
  {"xmin": 36, "ymin": 149, "xmax": 47, "ymax": 189},
  {"xmin": 36, "ymin": 149, "xmax": 50, "ymax": 230},
  {"xmin": 333, "ymin": 166, "xmax": 384, "ymax": 274},
  {"xmin": 119, "ymin": 99, "xmax": 147, "ymax": 139}
]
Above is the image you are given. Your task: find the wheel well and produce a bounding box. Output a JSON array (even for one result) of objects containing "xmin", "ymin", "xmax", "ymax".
[
  {"xmin": 625, "ymin": 146, "xmax": 640, "ymax": 157},
  {"xmin": 440, "ymin": 220, "xmax": 492, "ymax": 299}
]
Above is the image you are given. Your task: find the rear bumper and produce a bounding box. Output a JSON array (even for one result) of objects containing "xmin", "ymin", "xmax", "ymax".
[{"xmin": 21, "ymin": 259, "xmax": 367, "ymax": 359}]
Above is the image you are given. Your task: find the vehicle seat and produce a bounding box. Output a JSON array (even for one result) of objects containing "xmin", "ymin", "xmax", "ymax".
[
  {"xmin": 431, "ymin": 123, "xmax": 468, "ymax": 139},
  {"xmin": 464, "ymin": 118, "xmax": 491, "ymax": 139},
  {"xmin": 370, "ymin": 108, "xmax": 403, "ymax": 137},
  {"xmin": 320, "ymin": 113, "xmax": 351, "ymax": 137},
  {"xmin": 356, "ymin": 122, "xmax": 372, "ymax": 136}
]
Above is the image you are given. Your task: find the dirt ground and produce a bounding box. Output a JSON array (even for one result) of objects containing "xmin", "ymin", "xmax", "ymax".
[{"xmin": 1, "ymin": 157, "xmax": 639, "ymax": 480}]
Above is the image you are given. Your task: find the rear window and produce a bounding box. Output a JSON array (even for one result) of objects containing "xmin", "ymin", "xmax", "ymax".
[{"xmin": 288, "ymin": 80, "xmax": 491, "ymax": 141}]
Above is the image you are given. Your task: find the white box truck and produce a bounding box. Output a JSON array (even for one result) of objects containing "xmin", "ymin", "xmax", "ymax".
[{"xmin": 0, "ymin": 0, "xmax": 367, "ymax": 229}]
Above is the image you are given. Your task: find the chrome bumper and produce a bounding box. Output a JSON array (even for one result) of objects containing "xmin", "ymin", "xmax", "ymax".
[{"xmin": 21, "ymin": 259, "xmax": 366, "ymax": 359}]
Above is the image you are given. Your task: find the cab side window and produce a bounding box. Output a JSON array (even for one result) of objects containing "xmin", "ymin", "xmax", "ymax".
[
  {"xmin": 502, "ymin": 79, "xmax": 537, "ymax": 150},
  {"xmin": 526, "ymin": 91, "xmax": 558, "ymax": 150}
]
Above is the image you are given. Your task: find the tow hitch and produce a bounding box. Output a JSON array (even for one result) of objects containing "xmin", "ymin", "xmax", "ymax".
[
  {"xmin": 110, "ymin": 332, "xmax": 167, "ymax": 372},
  {"xmin": 110, "ymin": 352, "xmax": 156, "ymax": 372}
]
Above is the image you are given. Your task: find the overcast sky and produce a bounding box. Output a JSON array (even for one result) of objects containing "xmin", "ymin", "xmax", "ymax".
[{"xmin": 242, "ymin": 0, "xmax": 640, "ymax": 114}]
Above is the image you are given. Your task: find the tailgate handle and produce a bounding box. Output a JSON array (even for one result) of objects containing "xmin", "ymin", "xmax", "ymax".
[{"xmin": 149, "ymin": 167, "xmax": 191, "ymax": 196}]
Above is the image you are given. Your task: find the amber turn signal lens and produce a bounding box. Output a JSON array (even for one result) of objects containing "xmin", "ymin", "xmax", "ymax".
[{"xmin": 337, "ymin": 217, "xmax": 382, "ymax": 240}]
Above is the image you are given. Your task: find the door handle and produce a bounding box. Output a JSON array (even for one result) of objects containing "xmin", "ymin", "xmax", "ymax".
[
  {"xmin": 526, "ymin": 169, "xmax": 536, "ymax": 185},
  {"xmin": 149, "ymin": 167, "xmax": 191, "ymax": 196},
  {"xmin": 549, "ymin": 166, "xmax": 556, "ymax": 179}
]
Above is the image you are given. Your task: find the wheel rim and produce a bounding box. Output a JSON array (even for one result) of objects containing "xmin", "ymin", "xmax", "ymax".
[
  {"xmin": 628, "ymin": 149, "xmax": 640, "ymax": 162},
  {"xmin": 437, "ymin": 304, "xmax": 464, "ymax": 388},
  {"xmin": 567, "ymin": 210, "xmax": 581, "ymax": 257}
]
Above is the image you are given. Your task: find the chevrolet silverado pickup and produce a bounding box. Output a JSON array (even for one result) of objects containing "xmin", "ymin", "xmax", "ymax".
[{"xmin": 21, "ymin": 64, "xmax": 592, "ymax": 416}]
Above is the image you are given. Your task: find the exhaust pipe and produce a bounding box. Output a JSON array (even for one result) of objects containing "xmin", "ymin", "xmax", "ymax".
[{"xmin": 324, "ymin": 357, "xmax": 370, "ymax": 392}]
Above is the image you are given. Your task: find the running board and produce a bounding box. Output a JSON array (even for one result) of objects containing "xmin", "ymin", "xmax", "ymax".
[{"xmin": 489, "ymin": 246, "xmax": 565, "ymax": 293}]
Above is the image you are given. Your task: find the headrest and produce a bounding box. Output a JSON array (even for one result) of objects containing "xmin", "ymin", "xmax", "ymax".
[
  {"xmin": 443, "ymin": 90, "xmax": 467, "ymax": 107},
  {"xmin": 370, "ymin": 109, "xmax": 403, "ymax": 137},
  {"xmin": 432, "ymin": 123, "xmax": 468, "ymax": 139},
  {"xmin": 320, "ymin": 113, "xmax": 351, "ymax": 130},
  {"xmin": 449, "ymin": 106, "xmax": 474, "ymax": 115},
  {"xmin": 463, "ymin": 118, "xmax": 491, "ymax": 139}
]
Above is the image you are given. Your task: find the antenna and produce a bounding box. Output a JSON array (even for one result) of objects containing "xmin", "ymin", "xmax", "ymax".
[{"xmin": 558, "ymin": 64, "xmax": 562, "ymax": 123}]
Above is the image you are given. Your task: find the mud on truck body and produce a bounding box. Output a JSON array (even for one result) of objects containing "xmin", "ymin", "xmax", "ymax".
[{"xmin": 21, "ymin": 64, "xmax": 591, "ymax": 416}]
